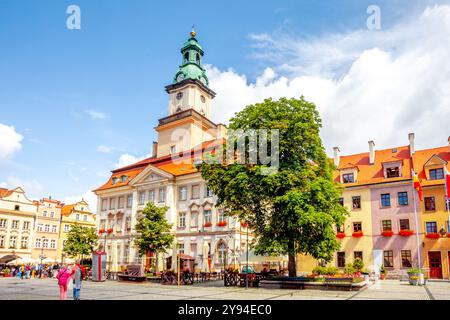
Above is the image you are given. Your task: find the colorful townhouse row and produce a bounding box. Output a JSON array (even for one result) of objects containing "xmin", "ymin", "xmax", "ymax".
[
  {"xmin": 298, "ymin": 134, "xmax": 450, "ymax": 279},
  {"xmin": 0, "ymin": 187, "xmax": 95, "ymax": 265}
]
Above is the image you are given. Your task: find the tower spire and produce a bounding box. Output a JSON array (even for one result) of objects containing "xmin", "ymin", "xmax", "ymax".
[{"xmin": 190, "ymin": 25, "xmax": 196, "ymax": 38}]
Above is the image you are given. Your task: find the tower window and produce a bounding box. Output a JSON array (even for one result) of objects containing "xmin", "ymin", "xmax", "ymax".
[
  {"xmin": 196, "ymin": 53, "xmax": 200, "ymax": 64},
  {"xmin": 184, "ymin": 52, "xmax": 189, "ymax": 63}
]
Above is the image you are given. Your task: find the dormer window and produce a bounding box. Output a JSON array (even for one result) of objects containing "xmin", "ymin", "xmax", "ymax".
[
  {"xmin": 342, "ymin": 173, "xmax": 354, "ymax": 183},
  {"xmin": 429, "ymin": 168, "xmax": 444, "ymax": 180},
  {"xmin": 386, "ymin": 167, "xmax": 400, "ymax": 178},
  {"xmin": 170, "ymin": 145, "xmax": 176, "ymax": 154},
  {"xmin": 112, "ymin": 177, "xmax": 118, "ymax": 185},
  {"xmin": 121, "ymin": 175, "xmax": 127, "ymax": 183}
]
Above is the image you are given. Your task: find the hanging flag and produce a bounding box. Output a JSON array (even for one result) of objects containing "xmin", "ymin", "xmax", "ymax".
[
  {"xmin": 412, "ymin": 169, "xmax": 423, "ymax": 201},
  {"xmin": 444, "ymin": 166, "xmax": 450, "ymax": 200}
]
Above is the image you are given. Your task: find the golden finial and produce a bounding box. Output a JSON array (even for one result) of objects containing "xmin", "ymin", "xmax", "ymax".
[{"xmin": 190, "ymin": 25, "xmax": 196, "ymax": 38}]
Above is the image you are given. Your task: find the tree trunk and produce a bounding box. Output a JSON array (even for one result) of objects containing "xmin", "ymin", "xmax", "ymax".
[{"xmin": 287, "ymin": 239, "xmax": 296, "ymax": 277}]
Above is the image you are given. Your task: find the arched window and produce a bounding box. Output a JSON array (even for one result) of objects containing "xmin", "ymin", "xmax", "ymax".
[
  {"xmin": 196, "ymin": 53, "xmax": 200, "ymax": 65},
  {"xmin": 184, "ymin": 52, "xmax": 189, "ymax": 63}
]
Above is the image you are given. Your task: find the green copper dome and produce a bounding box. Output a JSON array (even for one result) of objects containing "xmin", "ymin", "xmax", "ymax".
[{"xmin": 172, "ymin": 29, "xmax": 209, "ymax": 86}]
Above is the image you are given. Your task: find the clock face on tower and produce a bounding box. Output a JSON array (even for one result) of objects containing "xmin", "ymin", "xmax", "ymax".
[{"xmin": 176, "ymin": 73, "xmax": 185, "ymax": 82}]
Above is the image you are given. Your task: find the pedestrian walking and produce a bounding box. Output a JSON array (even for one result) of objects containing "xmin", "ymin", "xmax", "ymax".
[
  {"xmin": 72, "ymin": 262, "xmax": 84, "ymax": 301},
  {"xmin": 56, "ymin": 264, "xmax": 74, "ymax": 300}
]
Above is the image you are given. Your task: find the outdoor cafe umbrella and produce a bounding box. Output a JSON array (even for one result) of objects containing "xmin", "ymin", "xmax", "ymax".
[
  {"xmin": 7, "ymin": 257, "xmax": 25, "ymax": 265},
  {"xmin": 201, "ymin": 241, "xmax": 209, "ymax": 272}
]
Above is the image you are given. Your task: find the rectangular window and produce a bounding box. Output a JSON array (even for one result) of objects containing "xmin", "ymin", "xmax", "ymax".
[
  {"xmin": 191, "ymin": 211, "xmax": 198, "ymax": 227},
  {"xmin": 339, "ymin": 197, "xmax": 344, "ymax": 206},
  {"xmin": 127, "ymin": 195, "xmax": 133, "ymax": 207},
  {"xmin": 429, "ymin": 168, "xmax": 444, "ymax": 180},
  {"xmin": 149, "ymin": 190, "xmax": 155, "ymax": 203},
  {"xmin": 83, "ymin": 215, "xmax": 87, "ymax": 221},
  {"xmin": 190, "ymin": 243, "xmax": 197, "ymax": 257},
  {"xmin": 353, "ymin": 222, "xmax": 362, "ymax": 232},
  {"xmin": 204, "ymin": 210, "xmax": 211, "ymax": 224},
  {"xmin": 336, "ymin": 224, "xmax": 344, "ymax": 233},
  {"xmin": 50, "ymin": 212, "xmax": 55, "ymax": 218},
  {"xmin": 51, "ymin": 225, "xmax": 57, "ymax": 233},
  {"xmin": 139, "ymin": 192, "xmax": 145, "ymax": 205},
  {"xmin": 118, "ymin": 196, "xmax": 124, "ymax": 209},
  {"xmin": 116, "ymin": 219, "xmax": 123, "ymax": 232},
  {"xmin": 426, "ymin": 221, "xmax": 437, "ymax": 234},
  {"xmin": 179, "ymin": 212, "xmax": 186, "ymax": 228},
  {"xmin": 179, "ymin": 186, "xmax": 187, "ymax": 201},
  {"xmin": 64, "ymin": 224, "xmax": 70, "ymax": 232},
  {"xmin": 386, "ymin": 167, "xmax": 400, "ymax": 178},
  {"xmin": 9, "ymin": 236, "xmax": 17, "ymax": 248},
  {"xmin": 109, "ymin": 198, "xmax": 115, "ymax": 210},
  {"xmin": 191, "ymin": 185, "xmax": 200, "ymax": 199},
  {"xmin": 42, "ymin": 238, "xmax": 48, "ymax": 248},
  {"xmin": 50, "ymin": 239, "xmax": 56, "ymax": 249},
  {"xmin": 401, "ymin": 250, "xmax": 412, "ymax": 268},
  {"xmin": 399, "ymin": 219, "xmax": 410, "ymax": 230},
  {"xmin": 0, "ymin": 235, "xmax": 5, "ymax": 248},
  {"xmin": 159, "ymin": 188, "xmax": 166, "ymax": 203},
  {"xmin": 354, "ymin": 251, "xmax": 363, "ymax": 261},
  {"xmin": 75, "ymin": 214, "xmax": 80, "ymax": 221},
  {"xmin": 205, "ymin": 185, "xmax": 213, "ymax": 197},
  {"xmin": 23, "ymin": 221, "xmax": 30, "ymax": 230},
  {"xmin": 424, "ymin": 197, "xmax": 436, "ymax": 211},
  {"xmin": 100, "ymin": 219, "xmax": 106, "ymax": 230},
  {"xmin": 382, "ymin": 220, "xmax": 392, "ymax": 231},
  {"xmin": 380, "ymin": 193, "xmax": 391, "ymax": 207},
  {"xmin": 383, "ymin": 250, "xmax": 394, "ymax": 268},
  {"xmin": 337, "ymin": 252, "xmax": 345, "ymax": 268},
  {"xmin": 11, "ymin": 220, "xmax": 19, "ymax": 229},
  {"xmin": 44, "ymin": 224, "xmax": 50, "ymax": 232},
  {"xmin": 43, "ymin": 211, "xmax": 47, "ymax": 217},
  {"xmin": 21, "ymin": 237, "xmax": 28, "ymax": 249},
  {"xmin": 37, "ymin": 223, "xmax": 43, "ymax": 232},
  {"xmin": 35, "ymin": 238, "xmax": 41, "ymax": 248},
  {"xmin": 126, "ymin": 217, "xmax": 132, "ymax": 231},
  {"xmin": 352, "ymin": 196, "xmax": 361, "ymax": 209},
  {"xmin": 0, "ymin": 219, "xmax": 7, "ymax": 228},
  {"xmin": 398, "ymin": 192, "xmax": 408, "ymax": 206},
  {"xmin": 102, "ymin": 199, "xmax": 107, "ymax": 211},
  {"xmin": 342, "ymin": 173, "xmax": 354, "ymax": 183},
  {"xmin": 218, "ymin": 209, "xmax": 225, "ymax": 222}
]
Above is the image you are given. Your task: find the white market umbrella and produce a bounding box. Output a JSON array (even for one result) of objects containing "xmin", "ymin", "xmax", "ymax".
[
  {"xmin": 7, "ymin": 257, "xmax": 25, "ymax": 265},
  {"xmin": 201, "ymin": 241, "xmax": 209, "ymax": 272},
  {"xmin": 42, "ymin": 257, "xmax": 56, "ymax": 264}
]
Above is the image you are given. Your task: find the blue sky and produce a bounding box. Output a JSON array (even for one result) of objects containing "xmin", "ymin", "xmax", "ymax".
[{"xmin": 0, "ymin": 0, "xmax": 449, "ymax": 207}]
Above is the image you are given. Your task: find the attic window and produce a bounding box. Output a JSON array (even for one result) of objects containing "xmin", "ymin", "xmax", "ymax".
[
  {"xmin": 386, "ymin": 167, "xmax": 400, "ymax": 178},
  {"xmin": 112, "ymin": 177, "xmax": 119, "ymax": 185},
  {"xmin": 14, "ymin": 205, "xmax": 20, "ymax": 211},
  {"xmin": 121, "ymin": 175, "xmax": 127, "ymax": 183},
  {"xmin": 342, "ymin": 173, "xmax": 355, "ymax": 183},
  {"xmin": 392, "ymin": 148, "xmax": 397, "ymax": 153},
  {"xmin": 429, "ymin": 168, "xmax": 444, "ymax": 180}
]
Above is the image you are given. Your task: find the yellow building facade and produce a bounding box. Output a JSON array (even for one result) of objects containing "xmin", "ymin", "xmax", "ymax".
[{"xmin": 58, "ymin": 200, "xmax": 96, "ymax": 262}]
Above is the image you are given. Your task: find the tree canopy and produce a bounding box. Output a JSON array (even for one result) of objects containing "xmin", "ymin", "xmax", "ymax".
[
  {"xmin": 63, "ymin": 224, "xmax": 98, "ymax": 259},
  {"xmin": 198, "ymin": 97, "xmax": 348, "ymax": 276},
  {"xmin": 134, "ymin": 202, "xmax": 174, "ymax": 257}
]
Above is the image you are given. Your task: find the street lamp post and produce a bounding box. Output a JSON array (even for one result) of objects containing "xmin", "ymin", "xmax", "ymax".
[
  {"xmin": 39, "ymin": 236, "xmax": 46, "ymax": 278},
  {"xmin": 246, "ymin": 225, "xmax": 249, "ymax": 289}
]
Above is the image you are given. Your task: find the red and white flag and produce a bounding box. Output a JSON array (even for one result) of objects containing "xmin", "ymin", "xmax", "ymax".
[{"xmin": 444, "ymin": 165, "xmax": 450, "ymax": 200}]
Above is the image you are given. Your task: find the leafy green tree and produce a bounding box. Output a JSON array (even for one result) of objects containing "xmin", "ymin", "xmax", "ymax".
[
  {"xmin": 63, "ymin": 224, "xmax": 98, "ymax": 260},
  {"xmin": 198, "ymin": 97, "xmax": 348, "ymax": 276},
  {"xmin": 134, "ymin": 202, "xmax": 174, "ymax": 271}
]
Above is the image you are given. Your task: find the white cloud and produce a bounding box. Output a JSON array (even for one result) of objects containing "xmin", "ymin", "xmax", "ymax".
[
  {"xmin": 85, "ymin": 110, "xmax": 107, "ymax": 120},
  {"xmin": 63, "ymin": 191, "xmax": 98, "ymax": 214},
  {"xmin": 114, "ymin": 153, "xmax": 151, "ymax": 169},
  {"xmin": 207, "ymin": 5, "xmax": 450, "ymax": 155},
  {"xmin": 0, "ymin": 176, "xmax": 44, "ymax": 198},
  {"xmin": 0, "ymin": 124, "xmax": 23, "ymax": 165}
]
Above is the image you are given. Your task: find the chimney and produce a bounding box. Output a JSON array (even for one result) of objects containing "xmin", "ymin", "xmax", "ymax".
[
  {"xmin": 408, "ymin": 133, "xmax": 415, "ymax": 156},
  {"xmin": 368, "ymin": 140, "xmax": 375, "ymax": 164},
  {"xmin": 333, "ymin": 147, "xmax": 340, "ymax": 167},
  {"xmin": 152, "ymin": 141, "xmax": 158, "ymax": 158}
]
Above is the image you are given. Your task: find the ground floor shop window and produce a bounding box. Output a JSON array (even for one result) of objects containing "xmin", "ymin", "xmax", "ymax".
[
  {"xmin": 401, "ymin": 250, "xmax": 412, "ymax": 268},
  {"xmin": 383, "ymin": 250, "xmax": 394, "ymax": 268}
]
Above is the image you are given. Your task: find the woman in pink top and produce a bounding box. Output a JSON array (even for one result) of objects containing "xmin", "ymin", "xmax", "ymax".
[{"xmin": 56, "ymin": 264, "xmax": 74, "ymax": 300}]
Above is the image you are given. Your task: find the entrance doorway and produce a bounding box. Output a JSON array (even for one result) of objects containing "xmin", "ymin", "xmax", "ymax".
[{"xmin": 428, "ymin": 251, "xmax": 443, "ymax": 279}]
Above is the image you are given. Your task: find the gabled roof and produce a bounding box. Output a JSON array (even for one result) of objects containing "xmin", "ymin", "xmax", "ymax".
[
  {"xmin": 412, "ymin": 146, "xmax": 450, "ymax": 184},
  {"xmin": 93, "ymin": 138, "xmax": 225, "ymax": 193},
  {"xmin": 61, "ymin": 204, "xmax": 75, "ymax": 216},
  {"xmin": 0, "ymin": 188, "xmax": 13, "ymax": 198},
  {"xmin": 334, "ymin": 145, "xmax": 412, "ymax": 186}
]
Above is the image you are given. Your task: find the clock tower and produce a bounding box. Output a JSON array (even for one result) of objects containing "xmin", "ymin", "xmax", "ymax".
[{"xmin": 155, "ymin": 28, "xmax": 224, "ymax": 158}]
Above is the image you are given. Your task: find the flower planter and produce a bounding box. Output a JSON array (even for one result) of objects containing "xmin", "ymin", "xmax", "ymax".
[
  {"xmin": 336, "ymin": 232, "xmax": 345, "ymax": 239},
  {"xmin": 203, "ymin": 222, "xmax": 212, "ymax": 228},
  {"xmin": 425, "ymin": 232, "xmax": 440, "ymax": 239},
  {"xmin": 217, "ymin": 221, "xmax": 227, "ymax": 227},
  {"xmin": 240, "ymin": 222, "xmax": 248, "ymax": 228},
  {"xmin": 381, "ymin": 231, "xmax": 393, "ymax": 237},
  {"xmin": 399, "ymin": 230, "xmax": 414, "ymax": 237},
  {"xmin": 352, "ymin": 231, "xmax": 364, "ymax": 238},
  {"xmin": 409, "ymin": 278, "xmax": 419, "ymax": 286}
]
